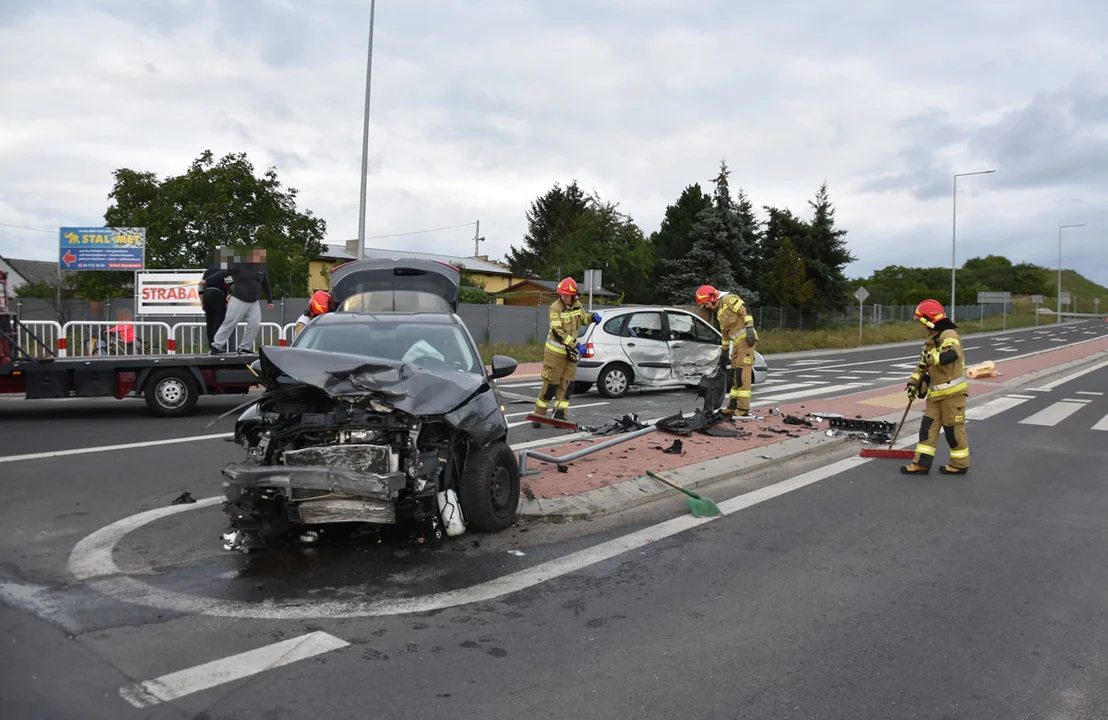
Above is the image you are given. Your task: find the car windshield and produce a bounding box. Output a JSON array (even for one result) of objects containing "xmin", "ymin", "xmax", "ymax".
[{"xmin": 294, "ymin": 320, "xmax": 479, "ymax": 374}]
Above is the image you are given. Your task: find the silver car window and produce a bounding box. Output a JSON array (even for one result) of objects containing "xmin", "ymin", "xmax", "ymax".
[{"xmin": 623, "ymin": 312, "xmax": 664, "ymax": 341}]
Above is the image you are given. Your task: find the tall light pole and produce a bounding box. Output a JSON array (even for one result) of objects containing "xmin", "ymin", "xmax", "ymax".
[
  {"xmin": 1058, "ymin": 223, "xmax": 1084, "ymax": 317},
  {"xmin": 356, "ymin": 0, "xmax": 377, "ymax": 261},
  {"xmin": 951, "ymin": 169, "xmax": 995, "ymax": 321}
]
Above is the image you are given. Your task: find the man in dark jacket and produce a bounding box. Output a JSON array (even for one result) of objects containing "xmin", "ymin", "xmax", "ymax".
[
  {"xmin": 199, "ymin": 248, "xmax": 274, "ymax": 354},
  {"xmin": 200, "ymin": 261, "xmax": 230, "ymax": 347}
]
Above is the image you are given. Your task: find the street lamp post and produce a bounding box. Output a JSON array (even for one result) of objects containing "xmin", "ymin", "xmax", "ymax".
[
  {"xmin": 1058, "ymin": 224, "xmax": 1084, "ymax": 318},
  {"xmin": 356, "ymin": 0, "xmax": 377, "ymax": 262},
  {"xmin": 951, "ymin": 169, "xmax": 995, "ymax": 322}
]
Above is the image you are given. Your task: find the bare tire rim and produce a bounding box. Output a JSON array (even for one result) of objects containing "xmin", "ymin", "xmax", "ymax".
[
  {"xmin": 605, "ymin": 370, "xmax": 628, "ymax": 395},
  {"xmin": 489, "ymin": 461, "xmax": 513, "ymax": 517},
  {"xmin": 156, "ymin": 378, "xmax": 187, "ymax": 408}
]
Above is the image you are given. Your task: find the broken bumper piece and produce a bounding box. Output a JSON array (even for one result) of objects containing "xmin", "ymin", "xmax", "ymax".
[{"xmin": 221, "ymin": 464, "xmax": 408, "ymax": 499}]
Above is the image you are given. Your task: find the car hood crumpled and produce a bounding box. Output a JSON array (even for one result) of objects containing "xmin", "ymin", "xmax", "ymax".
[{"xmin": 256, "ymin": 345, "xmax": 507, "ymax": 446}]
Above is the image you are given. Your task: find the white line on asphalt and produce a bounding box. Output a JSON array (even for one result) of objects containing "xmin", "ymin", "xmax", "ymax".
[
  {"xmin": 119, "ymin": 632, "xmax": 349, "ymax": 708},
  {"xmin": 1036, "ymin": 359, "xmax": 1108, "ymax": 390},
  {"xmin": 755, "ymin": 383, "xmax": 871, "ymax": 404},
  {"xmin": 966, "ymin": 395, "xmax": 1031, "ymax": 421},
  {"xmin": 1028, "ymin": 388, "xmax": 1052, "ymax": 392},
  {"xmin": 837, "ymin": 375, "xmax": 864, "ymax": 380},
  {"xmin": 852, "ymin": 370, "xmax": 884, "ymax": 374},
  {"xmin": 1061, "ymin": 398, "xmax": 1093, "ymax": 404},
  {"xmin": 0, "ymin": 433, "xmax": 234, "ymax": 464},
  {"xmin": 505, "ymin": 402, "xmax": 609, "ymax": 421},
  {"xmin": 1020, "ymin": 401, "xmax": 1088, "ymax": 427},
  {"xmin": 797, "ymin": 374, "xmax": 824, "ymax": 378},
  {"xmin": 1092, "ymin": 414, "xmax": 1108, "ymax": 432},
  {"xmin": 1007, "ymin": 394, "xmax": 1036, "ymax": 400},
  {"xmin": 752, "ymin": 382, "xmax": 822, "ymax": 394},
  {"xmin": 786, "ymin": 360, "xmax": 837, "ymax": 366},
  {"xmin": 1077, "ymin": 391, "xmax": 1104, "ymax": 396}
]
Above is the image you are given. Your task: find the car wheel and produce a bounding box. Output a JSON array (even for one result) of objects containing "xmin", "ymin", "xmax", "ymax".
[
  {"xmin": 144, "ymin": 368, "xmax": 200, "ymax": 417},
  {"xmin": 459, "ymin": 440, "xmax": 520, "ymax": 532},
  {"xmin": 597, "ymin": 363, "xmax": 631, "ymax": 398},
  {"xmin": 569, "ymin": 381, "xmax": 592, "ymax": 395}
]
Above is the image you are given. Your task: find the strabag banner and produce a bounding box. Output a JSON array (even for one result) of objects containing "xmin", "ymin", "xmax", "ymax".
[{"xmin": 137, "ymin": 271, "xmax": 205, "ymax": 315}]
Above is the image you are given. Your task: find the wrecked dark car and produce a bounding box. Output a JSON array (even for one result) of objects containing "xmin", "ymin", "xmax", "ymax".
[{"xmin": 220, "ymin": 259, "xmax": 521, "ymax": 552}]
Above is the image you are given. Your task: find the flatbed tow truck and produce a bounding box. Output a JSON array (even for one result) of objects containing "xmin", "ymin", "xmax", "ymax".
[{"xmin": 0, "ymin": 270, "xmax": 262, "ymax": 417}]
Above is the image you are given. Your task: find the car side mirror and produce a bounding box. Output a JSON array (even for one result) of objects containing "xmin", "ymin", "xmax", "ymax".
[{"xmin": 489, "ymin": 354, "xmax": 518, "ymax": 380}]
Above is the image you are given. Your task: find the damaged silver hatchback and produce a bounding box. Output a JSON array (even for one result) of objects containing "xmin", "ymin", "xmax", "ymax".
[{"xmin": 220, "ymin": 259, "xmax": 521, "ymax": 552}]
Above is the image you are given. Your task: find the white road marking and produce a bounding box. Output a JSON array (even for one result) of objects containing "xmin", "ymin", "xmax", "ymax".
[
  {"xmin": 966, "ymin": 395, "xmax": 1030, "ymax": 421},
  {"xmin": 1076, "ymin": 391, "xmax": 1104, "ymax": 396},
  {"xmin": 749, "ymin": 382, "xmax": 820, "ymax": 394},
  {"xmin": 1035, "ymin": 359, "xmax": 1108, "ymax": 390},
  {"xmin": 0, "ymin": 433, "xmax": 234, "ymax": 464},
  {"xmin": 1019, "ymin": 401, "xmax": 1088, "ymax": 427},
  {"xmin": 1061, "ymin": 398, "xmax": 1093, "ymax": 404},
  {"xmin": 119, "ymin": 632, "xmax": 349, "ymax": 708},
  {"xmin": 1007, "ymin": 394, "xmax": 1036, "ymax": 400},
  {"xmin": 756, "ymin": 383, "xmax": 871, "ymax": 404},
  {"xmin": 505, "ymin": 401, "xmax": 609, "ymax": 421},
  {"xmin": 879, "ymin": 376, "xmax": 903, "ymax": 381},
  {"xmin": 787, "ymin": 360, "xmax": 837, "ymax": 366},
  {"xmin": 852, "ymin": 370, "xmax": 884, "ymax": 374},
  {"xmin": 1027, "ymin": 388, "xmax": 1052, "ymax": 393},
  {"xmin": 1092, "ymin": 415, "xmax": 1108, "ymax": 432},
  {"xmin": 836, "ymin": 375, "xmax": 864, "ymax": 380},
  {"xmin": 995, "ymin": 347, "xmax": 1019, "ymax": 353}
]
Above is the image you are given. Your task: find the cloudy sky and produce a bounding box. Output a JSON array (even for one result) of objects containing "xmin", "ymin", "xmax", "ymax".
[{"xmin": 2, "ymin": 0, "xmax": 1106, "ymax": 289}]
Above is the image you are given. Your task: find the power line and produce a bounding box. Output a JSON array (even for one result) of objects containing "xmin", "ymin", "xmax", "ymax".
[
  {"xmin": 364, "ymin": 221, "xmax": 476, "ymax": 241},
  {"xmin": 0, "ymin": 222, "xmax": 55, "ymax": 234}
]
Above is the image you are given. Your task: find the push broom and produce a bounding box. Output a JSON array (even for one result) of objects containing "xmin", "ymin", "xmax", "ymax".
[{"xmin": 859, "ymin": 395, "xmax": 917, "ymax": 459}]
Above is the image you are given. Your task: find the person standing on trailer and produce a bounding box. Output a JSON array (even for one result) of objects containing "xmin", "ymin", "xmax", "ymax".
[{"xmin": 199, "ymin": 247, "xmax": 274, "ymax": 354}]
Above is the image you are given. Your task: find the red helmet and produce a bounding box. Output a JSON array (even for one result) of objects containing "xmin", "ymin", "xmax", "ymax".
[
  {"xmin": 695, "ymin": 285, "xmax": 719, "ymax": 306},
  {"xmin": 556, "ymin": 277, "xmax": 578, "ymax": 296},
  {"xmin": 914, "ymin": 299, "xmax": 946, "ymax": 329},
  {"xmin": 309, "ymin": 290, "xmax": 333, "ymax": 317}
]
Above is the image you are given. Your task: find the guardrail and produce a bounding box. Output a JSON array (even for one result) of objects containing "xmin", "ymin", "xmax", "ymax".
[
  {"xmin": 15, "ymin": 320, "xmax": 62, "ymax": 359},
  {"xmin": 17, "ymin": 321, "xmax": 299, "ymax": 359}
]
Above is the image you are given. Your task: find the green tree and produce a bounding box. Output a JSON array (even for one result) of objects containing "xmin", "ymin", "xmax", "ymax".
[
  {"xmin": 552, "ymin": 194, "xmax": 654, "ymax": 303},
  {"xmin": 803, "ymin": 182, "xmax": 856, "ymax": 311},
  {"xmin": 649, "ymin": 183, "xmax": 712, "ymax": 274},
  {"xmin": 506, "ymin": 180, "xmax": 589, "ymax": 278},
  {"xmin": 92, "ymin": 150, "xmax": 327, "ymax": 298},
  {"xmin": 769, "ymin": 238, "xmax": 815, "ymax": 308},
  {"xmin": 655, "ymin": 206, "xmax": 738, "ymax": 304}
]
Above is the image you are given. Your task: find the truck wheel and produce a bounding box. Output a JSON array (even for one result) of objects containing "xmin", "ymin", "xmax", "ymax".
[
  {"xmin": 459, "ymin": 440, "xmax": 520, "ymax": 532},
  {"xmin": 144, "ymin": 369, "xmax": 199, "ymax": 417}
]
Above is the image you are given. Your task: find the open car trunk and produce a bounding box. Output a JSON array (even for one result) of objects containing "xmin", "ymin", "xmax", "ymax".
[{"xmin": 330, "ymin": 258, "xmax": 461, "ymax": 313}]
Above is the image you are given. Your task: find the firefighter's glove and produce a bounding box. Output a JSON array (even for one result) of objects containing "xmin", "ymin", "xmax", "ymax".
[
  {"xmin": 744, "ymin": 327, "xmax": 757, "ymax": 347},
  {"xmin": 566, "ymin": 347, "xmax": 579, "ymax": 363},
  {"xmin": 575, "ymin": 342, "xmax": 587, "ymax": 356},
  {"xmin": 718, "ymin": 348, "xmax": 729, "ymax": 371},
  {"xmin": 906, "ymin": 383, "xmax": 919, "ymax": 400},
  {"xmin": 591, "ymin": 312, "xmax": 602, "ymax": 323}
]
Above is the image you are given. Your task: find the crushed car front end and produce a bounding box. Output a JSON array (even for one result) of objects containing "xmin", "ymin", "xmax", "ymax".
[{"xmin": 221, "ymin": 343, "xmax": 517, "ymax": 552}]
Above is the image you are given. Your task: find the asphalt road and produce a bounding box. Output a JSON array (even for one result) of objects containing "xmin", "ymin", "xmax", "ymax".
[{"xmin": 2, "ymin": 340, "xmax": 1108, "ymax": 717}]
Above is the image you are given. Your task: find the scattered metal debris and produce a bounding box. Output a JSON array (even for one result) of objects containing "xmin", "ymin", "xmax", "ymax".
[
  {"xmin": 171, "ymin": 491, "xmax": 196, "ymax": 505},
  {"xmin": 523, "ymin": 484, "xmax": 536, "ymax": 501},
  {"xmin": 582, "ymin": 413, "xmax": 648, "ymax": 436},
  {"xmin": 656, "ymin": 408, "xmax": 729, "ymax": 436},
  {"xmin": 658, "ymin": 439, "xmax": 684, "ymax": 454},
  {"xmin": 507, "ymin": 549, "xmax": 526, "ymax": 557},
  {"xmin": 783, "ymin": 414, "xmax": 814, "ymax": 428}
]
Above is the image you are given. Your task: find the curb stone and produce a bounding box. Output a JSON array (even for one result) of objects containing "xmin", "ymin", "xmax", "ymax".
[{"xmin": 514, "ymin": 347, "xmax": 1108, "ymax": 523}]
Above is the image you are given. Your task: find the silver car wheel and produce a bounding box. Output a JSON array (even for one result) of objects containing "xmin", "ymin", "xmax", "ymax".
[{"xmin": 604, "ymin": 367, "xmax": 628, "ymax": 395}]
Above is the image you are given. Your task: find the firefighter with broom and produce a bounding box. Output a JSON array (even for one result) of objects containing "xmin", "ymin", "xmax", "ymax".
[
  {"xmin": 531, "ymin": 277, "xmax": 601, "ymax": 426},
  {"xmin": 695, "ymin": 285, "xmax": 758, "ymax": 416},
  {"xmin": 901, "ymin": 299, "xmax": 970, "ymax": 475}
]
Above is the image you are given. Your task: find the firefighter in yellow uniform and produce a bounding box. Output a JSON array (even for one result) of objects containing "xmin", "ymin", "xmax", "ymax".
[
  {"xmin": 902, "ymin": 299, "xmax": 970, "ymax": 475},
  {"xmin": 532, "ymin": 277, "xmax": 601, "ymax": 424},
  {"xmin": 695, "ymin": 285, "xmax": 758, "ymax": 416}
]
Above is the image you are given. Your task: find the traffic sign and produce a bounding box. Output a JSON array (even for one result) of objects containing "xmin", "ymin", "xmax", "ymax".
[
  {"xmin": 853, "ymin": 286, "xmax": 870, "ymax": 303},
  {"xmin": 59, "ymin": 227, "xmax": 146, "ymax": 270},
  {"xmin": 1060, "ymin": 291, "xmax": 1071, "ymax": 304},
  {"xmin": 977, "ymin": 291, "xmax": 1010, "ymax": 304},
  {"xmin": 1031, "ymin": 295, "xmax": 1044, "ymax": 304}
]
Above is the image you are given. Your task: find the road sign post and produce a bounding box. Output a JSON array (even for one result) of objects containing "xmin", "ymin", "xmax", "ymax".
[
  {"xmin": 584, "ymin": 269, "xmax": 602, "ymax": 312},
  {"xmin": 1031, "ymin": 294, "xmax": 1043, "ymax": 326},
  {"xmin": 853, "ymin": 286, "xmax": 869, "ymax": 342},
  {"xmin": 977, "ymin": 291, "xmax": 1011, "ymax": 330}
]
